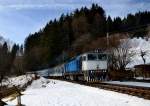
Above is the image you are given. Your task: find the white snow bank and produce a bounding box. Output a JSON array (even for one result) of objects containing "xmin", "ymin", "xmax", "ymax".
[
  {"xmin": 130, "ymin": 37, "xmax": 150, "ymax": 51},
  {"xmin": 28, "ymin": 77, "xmax": 53, "ymax": 89},
  {"xmin": 104, "ymin": 81, "xmax": 150, "ymax": 88},
  {"xmin": 2, "ymin": 75, "xmax": 33, "ymax": 88},
  {"xmin": 6, "ymin": 77, "xmax": 150, "ymax": 106},
  {"xmin": 126, "ymin": 37, "xmax": 150, "ymax": 68}
]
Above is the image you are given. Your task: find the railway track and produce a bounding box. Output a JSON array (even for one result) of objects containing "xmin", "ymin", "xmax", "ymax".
[
  {"xmin": 90, "ymin": 83, "xmax": 150, "ymax": 100},
  {"xmin": 57, "ymin": 79, "xmax": 150, "ymax": 100}
]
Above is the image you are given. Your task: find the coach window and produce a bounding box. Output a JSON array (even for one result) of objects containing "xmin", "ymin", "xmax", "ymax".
[{"xmin": 88, "ymin": 54, "xmax": 97, "ymax": 60}]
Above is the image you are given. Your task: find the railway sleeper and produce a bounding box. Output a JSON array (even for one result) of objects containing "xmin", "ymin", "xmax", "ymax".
[{"xmin": 119, "ymin": 89, "xmax": 127, "ymax": 93}]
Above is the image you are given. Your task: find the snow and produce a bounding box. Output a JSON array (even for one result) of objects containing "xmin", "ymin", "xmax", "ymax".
[
  {"xmin": 2, "ymin": 74, "xmax": 33, "ymax": 88},
  {"xmin": 135, "ymin": 77, "xmax": 150, "ymax": 80},
  {"xmin": 127, "ymin": 37, "xmax": 150, "ymax": 68},
  {"xmin": 104, "ymin": 81, "xmax": 150, "ymax": 88},
  {"xmin": 5, "ymin": 77, "xmax": 150, "ymax": 106}
]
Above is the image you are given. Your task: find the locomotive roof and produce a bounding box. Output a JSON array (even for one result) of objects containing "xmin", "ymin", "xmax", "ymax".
[
  {"xmin": 81, "ymin": 51, "xmax": 108, "ymax": 56},
  {"xmin": 70, "ymin": 52, "xmax": 107, "ymax": 60}
]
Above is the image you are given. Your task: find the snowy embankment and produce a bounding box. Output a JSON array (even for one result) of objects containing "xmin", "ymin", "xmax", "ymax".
[
  {"xmin": 5, "ymin": 77, "xmax": 150, "ymax": 106},
  {"xmin": 127, "ymin": 37, "xmax": 150, "ymax": 68},
  {"xmin": 2, "ymin": 74, "xmax": 33, "ymax": 88}
]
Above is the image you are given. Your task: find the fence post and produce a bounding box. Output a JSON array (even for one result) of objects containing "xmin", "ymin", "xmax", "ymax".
[
  {"xmin": 17, "ymin": 95, "xmax": 21, "ymax": 106},
  {"xmin": 13, "ymin": 86, "xmax": 22, "ymax": 106}
]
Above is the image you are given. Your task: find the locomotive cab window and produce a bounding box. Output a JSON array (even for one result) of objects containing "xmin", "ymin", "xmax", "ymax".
[
  {"xmin": 87, "ymin": 54, "xmax": 97, "ymax": 60},
  {"xmin": 98, "ymin": 54, "xmax": 107, "ymax": 60}
]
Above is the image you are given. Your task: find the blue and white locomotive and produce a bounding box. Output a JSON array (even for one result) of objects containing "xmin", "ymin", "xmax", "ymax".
[
  {"xmin": 64, "ymin": 52, "xmax": 108, "ymax": 81},
  {"xmin": 36, "ymin": 52, "xmax": 108, "ymax": 81}
]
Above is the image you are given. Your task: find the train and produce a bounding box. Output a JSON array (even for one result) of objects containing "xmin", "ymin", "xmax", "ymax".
[{"xmin": 36, "ymin": 52, "xmax": 108, "ymax": 82}]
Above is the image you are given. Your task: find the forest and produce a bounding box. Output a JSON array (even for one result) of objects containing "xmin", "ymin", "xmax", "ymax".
[
  {"xmin": 0, "ymin": 40, "xmax": 24, "ymax": 83},
  {"xmin": 1, "ymin": 4, "xmax": 150, "ymax": 74}
]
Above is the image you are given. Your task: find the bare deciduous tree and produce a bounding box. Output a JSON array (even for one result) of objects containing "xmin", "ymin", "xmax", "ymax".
[
  {"xmin": 108, "ymin": 39, "xmax": 135, "ymax": 71},
  {"xmin": 140, "ymin": 50, "xmax": 148, "ymax": 64}
]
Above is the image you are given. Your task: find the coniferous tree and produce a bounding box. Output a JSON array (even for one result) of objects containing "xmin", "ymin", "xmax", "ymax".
[{"xmin": 107, "ymin": 16, "xmax": 113, "ymax": 33}]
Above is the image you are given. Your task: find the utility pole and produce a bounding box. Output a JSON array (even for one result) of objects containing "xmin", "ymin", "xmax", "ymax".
[
  {"xmin": 106, "ymin": 32, "xmax": 109, "ymax": 62},
  {"xmin": 107, "ymin": 32, "xmax": 109, "ymax": 49},
  {"xmin": 106, "ymin": 32, "xmax": 109, "ymax": 65},
  {"xmin": 106, "ymin": 32, "xmax": 109, "ymax": 80}
]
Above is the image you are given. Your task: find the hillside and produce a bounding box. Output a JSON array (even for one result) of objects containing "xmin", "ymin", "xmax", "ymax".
[{"xmin": 23, "ymin": 4, "xmax": 150, "ymax": 71}]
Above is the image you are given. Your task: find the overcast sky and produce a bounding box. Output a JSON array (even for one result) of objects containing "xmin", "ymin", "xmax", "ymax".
[{"xmin": 0, "ymin": 0, "xmax": 150, "ymax": 44}]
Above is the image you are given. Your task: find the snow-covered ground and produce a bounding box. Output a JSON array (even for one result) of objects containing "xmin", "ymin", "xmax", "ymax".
[
  {"xmin": 104, "ymin": 81, "xmax": 150, "ymax": 88},
  {"xmin": 2, "ymin": 74, "xmax": 33, "ymax": 88},
  {"xmin": 5, "ymin": 77, "xmax": 150, "ymax": 106}
]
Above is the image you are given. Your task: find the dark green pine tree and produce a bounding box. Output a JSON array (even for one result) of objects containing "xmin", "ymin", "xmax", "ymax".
[
  {"xmin": 107, "ymin": 16, "xmax": 113, "ymax": 33},
  {"xmin": 113, "ymin": 17, "xmax": 122, "ymax": 32},
  {"xmin": 0, "ymin": 42, "xmax": 9, "ymax": 84},
  {"xmin": 11, "ymin": 44, "xmax": 19, "ymax": 60},
  {"xmin": 90, "ymin": 3, "xmax": 106, "ymax": 37}
]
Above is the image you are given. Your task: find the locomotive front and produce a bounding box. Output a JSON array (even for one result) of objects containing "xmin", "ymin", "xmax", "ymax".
[
  {"xmin": 81, "ymin": 52, "xmax": 108, "ymax": 81},
  {"xmin": 81, "ymin": 53, "xmax": 107, "ymax": 71}
]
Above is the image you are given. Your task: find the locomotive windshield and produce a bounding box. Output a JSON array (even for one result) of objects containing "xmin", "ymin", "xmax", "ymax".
[
  {"xmin": 87, "ymin": 53, "xmax": 107, "ymax": 61},
  {"xmin": 98, "ymin": 54, "xmax": 107, "ymax": 60}
]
